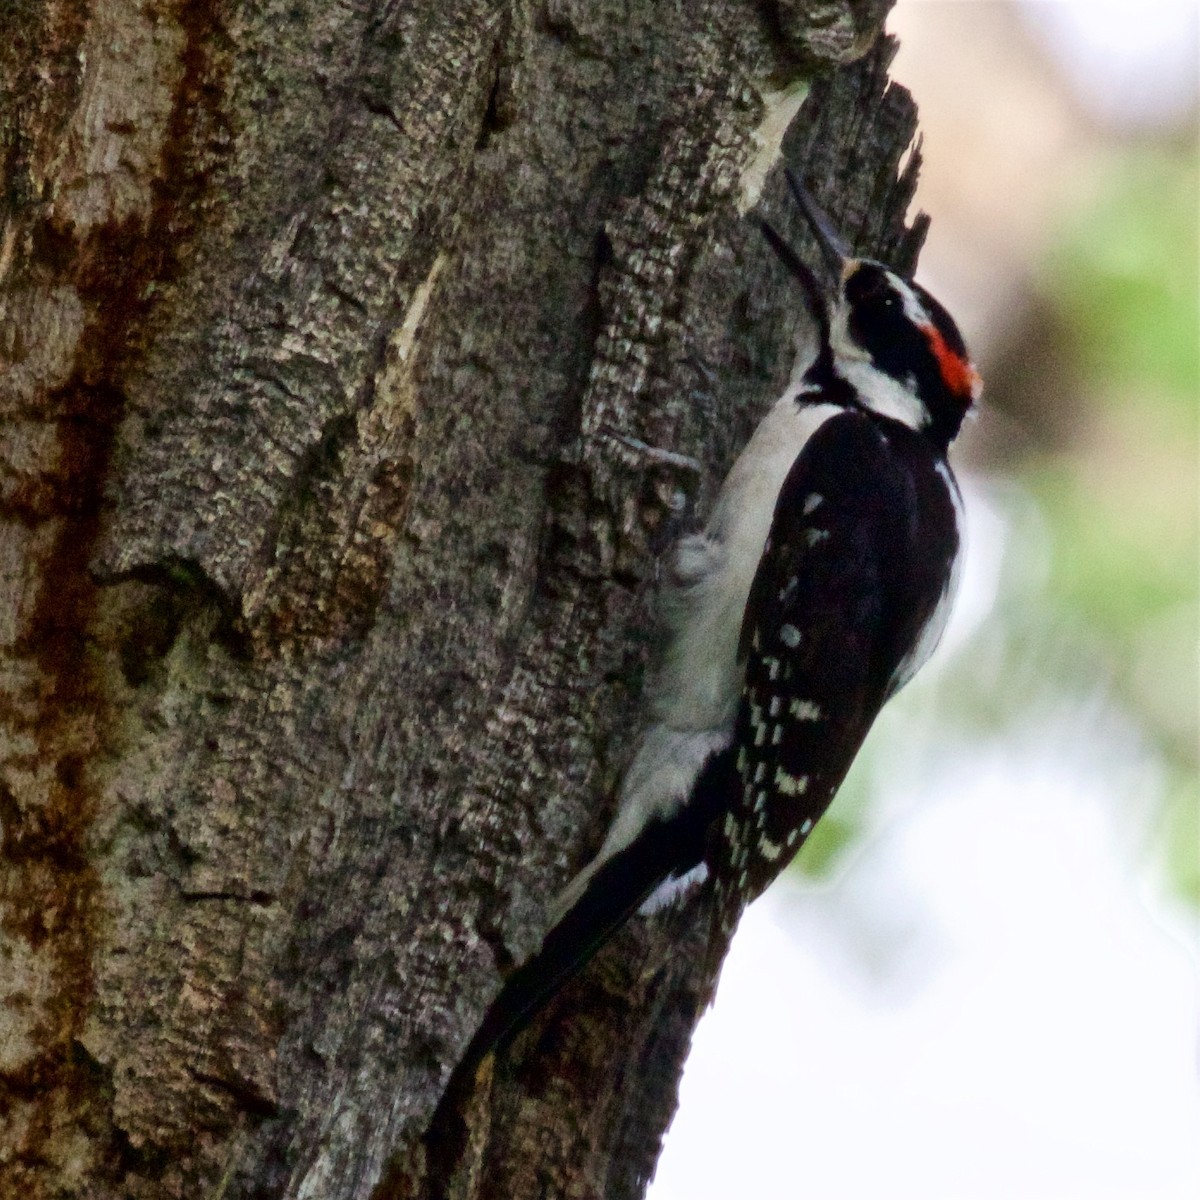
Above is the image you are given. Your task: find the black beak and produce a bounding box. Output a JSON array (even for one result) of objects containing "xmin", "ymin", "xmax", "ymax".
[
  {"xmin": 783, "ymin": 168, "xmax": 850, "ymax": 279},
  {"xmin": 758, "ymin": 217, "xmax": 828, "ymax": 336},
  {"xmin": 758, "ymin": 168, "xmax": 853, "ymax": 337}
]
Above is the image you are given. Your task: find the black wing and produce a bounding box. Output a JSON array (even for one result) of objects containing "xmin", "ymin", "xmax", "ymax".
[{"xmin": 712, "ymin": 409, "xmax": 958, "ymax": 949}]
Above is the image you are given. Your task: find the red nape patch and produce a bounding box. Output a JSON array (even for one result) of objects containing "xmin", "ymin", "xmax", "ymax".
[{"xmin": 922, "ymin": 324, "xmax": 981, "ymax": 401}]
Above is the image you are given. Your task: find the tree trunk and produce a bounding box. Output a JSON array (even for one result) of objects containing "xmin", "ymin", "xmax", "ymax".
[{"xmin": 0, "ymin": 2, "xmax": 924, "ymax": 1196}]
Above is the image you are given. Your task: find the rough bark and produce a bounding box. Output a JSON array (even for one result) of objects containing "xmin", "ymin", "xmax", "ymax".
[{"xmin": 0, "ymin": 1, "xmax": 923, "ymax": 1196}]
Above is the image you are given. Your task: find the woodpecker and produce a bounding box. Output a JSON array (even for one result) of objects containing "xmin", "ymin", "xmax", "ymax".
[{"xmin": 460, "ymin": 169, "xmax": 980, "ymax": 1068}]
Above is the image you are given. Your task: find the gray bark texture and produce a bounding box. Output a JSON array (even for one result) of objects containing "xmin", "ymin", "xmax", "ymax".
[{"xmin": 0, "ymin": 1, "xmax": 925, "ymax": 1196}]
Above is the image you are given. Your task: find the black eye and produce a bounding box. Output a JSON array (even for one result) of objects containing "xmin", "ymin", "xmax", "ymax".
[
  {"xmin": 844, "ymin": 264, "xmax": 890, "ymax": 306},
  {"xmin": 845, "ymin": 264, "xmax": 919, "ymax": 373}
]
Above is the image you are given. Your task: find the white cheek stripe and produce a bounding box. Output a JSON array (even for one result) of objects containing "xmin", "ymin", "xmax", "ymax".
[
  {"xmin": 892, "ymin": 273, "xmax": 929, "ymax": 326},
  {"xmin": 827, "ymin": 294, "xmax": 929, "ymax": 432}
]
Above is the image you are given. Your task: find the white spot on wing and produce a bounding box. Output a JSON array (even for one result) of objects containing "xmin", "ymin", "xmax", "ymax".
[
  {"xmin": 774, "ymin": 768, "xmax": 807, "ymax": 796},
  {"xmin": 788, "ymin": 699, "xmax": 822, "ymax": 720},
  {"xmin": 780, "ymin": 624, "xmax": 801, "ymax": 648},
  {"xmin": 758, "ymin": 837, "xmax": 784, "ymax": 862}
]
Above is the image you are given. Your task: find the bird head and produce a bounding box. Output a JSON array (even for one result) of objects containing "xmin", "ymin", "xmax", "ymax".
[{"xmin": 762, "ymin": 170, "xmax": 981, "ymax": 448}]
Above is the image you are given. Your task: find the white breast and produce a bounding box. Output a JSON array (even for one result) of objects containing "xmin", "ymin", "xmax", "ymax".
[
  {"xmin": 553, "ymin": 392, "xmax": 841, "ymax": 914},
  {"xmin": 651, "ymin": 394, "xmax": 842, "ymax": 734}
]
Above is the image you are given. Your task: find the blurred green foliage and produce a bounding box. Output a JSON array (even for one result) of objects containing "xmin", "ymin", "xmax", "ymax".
[
  {"xmin": 1037, "ymin": 146, "xmax": 1198, "ymax": 904},
  {"xmin": 1050, "ymin": 148, "xmax": 1199, "ymax": 421}
]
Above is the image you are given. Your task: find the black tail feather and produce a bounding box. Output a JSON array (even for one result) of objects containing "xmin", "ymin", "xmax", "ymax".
[
  {"xmin": 457, "ymin": 819, "xmax": 692, "ymax": 1073},
  {"xmin": 457, "ymin": 747, "xmax": 736, "ymax": 1075}
]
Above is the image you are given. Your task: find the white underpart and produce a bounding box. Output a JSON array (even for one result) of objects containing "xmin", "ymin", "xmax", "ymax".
[
  {"xmin": 889, "ymin": 457, "xmax": 965, "ymax": 697},
  {"xmin": 550, "ymin": 394, "xmax": 842, "ymax": 923},
  {"xmin": 638, "ymin": 862, "xmax": 710, "ymax": 915},
  {"xmin": 653, "ymin": 395, "xmax": 843, "ymax": 733}
]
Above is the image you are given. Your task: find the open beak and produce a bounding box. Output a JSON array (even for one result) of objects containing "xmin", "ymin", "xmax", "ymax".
[{"xmin": 783, "ymin": 168, "xmax": 850, "ymax": 279}]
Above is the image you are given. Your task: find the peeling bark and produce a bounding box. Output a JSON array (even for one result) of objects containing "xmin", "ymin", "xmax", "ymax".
[{"xmin": 1, "ymin": 1, "xmax": 924, "ymax": 1196}]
